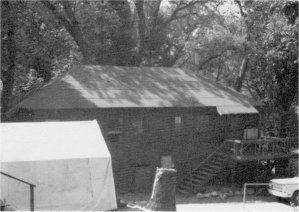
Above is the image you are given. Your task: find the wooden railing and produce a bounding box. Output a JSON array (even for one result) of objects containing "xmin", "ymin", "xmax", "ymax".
[
  {"xmin": 183, "ymin": 142, "xmax": 229, "ymax": 188},
  {"xmin": 225, "ymin": 137, "xmax": 298, "ymax": 161},
  {"xmin": 192, "ymin": 142, "xmax": 229, "ymax": 174},
  {"xmin": 0, "ymin": 171, "xmax": 36, "ymax": 211}
]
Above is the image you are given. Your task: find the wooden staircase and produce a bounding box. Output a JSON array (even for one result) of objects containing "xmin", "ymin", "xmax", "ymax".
[
  {"xmin": 177, "ymin": 143, "xmax": 229, "ymax": 195},
  {"xmin": 177, "ymin": 136, "xmax": 298, "ymax": 194}
]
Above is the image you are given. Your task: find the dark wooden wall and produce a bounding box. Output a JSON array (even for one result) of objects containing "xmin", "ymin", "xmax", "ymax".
[{"xmin": 10, "ymin": 107, "xmax": 259, "ymax": 193}]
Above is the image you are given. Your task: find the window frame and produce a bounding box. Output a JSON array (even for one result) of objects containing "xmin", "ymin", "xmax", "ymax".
[
  {"xmin": 174, "ymin": 115, "xmax": 182, "ymax": 131},
  {"xmin": 107, "ymin": 116, "xmax": 123, "ymax": 142},
  {"xmin": 132, "ymin": 119, "xmax": 143, "ymax": 135}
]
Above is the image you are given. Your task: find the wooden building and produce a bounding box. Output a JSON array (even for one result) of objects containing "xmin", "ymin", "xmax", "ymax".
[{"xmin": 6, "ymin": 65, "xmax": 261, "ymax": 193}]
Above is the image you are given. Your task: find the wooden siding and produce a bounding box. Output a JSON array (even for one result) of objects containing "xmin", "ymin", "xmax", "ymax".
[{"xmin": 9, "ymin": 107, "xmax": 259, "ymax": 193}]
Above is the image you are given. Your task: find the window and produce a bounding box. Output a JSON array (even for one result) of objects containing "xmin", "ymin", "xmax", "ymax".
[
  {"xmin": 175, "ymin": 116, "xmax": 182, "ymax": 131},
  {"xmin": 132, "ymin": 119, "xmax": 143, "ymax": 134},
  {"xmin": 108, "ymin": 117, "xmax": 122, "ymax": 142},
  {"xmin": 243, "ymin": 128, "xmax": 258, "ymax": 140},
  {"xmin": 161, "ymin": 155, "xmax": 174, "ymax": 168}
]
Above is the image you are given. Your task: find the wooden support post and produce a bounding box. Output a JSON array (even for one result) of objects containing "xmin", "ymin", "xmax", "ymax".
[
  {"xmin": 230, "ymin": 162, "xmax": 236, "ymax": 186},
  {"xmin": 146, "ymin": 168, "xmax": 177, "ymax": 211},
  {"xmin": 256, "ymin": 160, "xmax": 259, "ymax": 182},
  {"xmin": 30, "ymin": 185, "xmax": 34, "ymax": 211}
]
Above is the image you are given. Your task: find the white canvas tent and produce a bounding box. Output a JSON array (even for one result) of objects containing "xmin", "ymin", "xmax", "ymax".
[{"xmin": 0, "ymin": 120, "xmax": 117, "ymax": 211}]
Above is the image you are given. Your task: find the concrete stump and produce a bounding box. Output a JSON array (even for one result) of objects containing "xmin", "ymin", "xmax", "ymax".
[{"xmin": 145, "ymin": 168, "xmax": 177, "ymax": 211}]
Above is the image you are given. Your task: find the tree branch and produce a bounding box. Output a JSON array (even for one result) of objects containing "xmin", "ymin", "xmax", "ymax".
[
  {"xmin": 61, "ymin": 1, "xmax": 79, "ymax": 25},
  {"xmin": 42, "ymin": 1, "xmax": 92, "ymax": 63},
  {"xmin": 178, "ymin": 56, "xmax": 190, "ymax": 67},
  {"xmin": 151, "ymin": 0, "xmax": 163, "ymax": 29},
  {"xmin": 41, "ymin": 1, "xmax": 73, "ymax": 32},
  {"xmin": 163, "ymin": 0, "xmax": 207, "ymax": 26},
  {"xmin": 197, "ymin": 53, "xmax": 224, "ymax": 71},
  {"xmin": 234, "ymin": 0, "xmax": 247, "ymax": 17}
]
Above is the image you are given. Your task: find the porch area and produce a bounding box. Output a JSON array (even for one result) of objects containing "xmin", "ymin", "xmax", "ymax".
[{"xmin": 225, "ymin": 137, "xmax": 298, "ymax": 161}]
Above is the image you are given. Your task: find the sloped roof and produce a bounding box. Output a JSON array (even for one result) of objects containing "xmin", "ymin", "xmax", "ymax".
[
  {"xmin": 1, "ymin": 120, "xmax": 110, "ymax": 162},
  {"xmin": 12, "ymin": 65, "xmax": 260, "ymax": 114}
]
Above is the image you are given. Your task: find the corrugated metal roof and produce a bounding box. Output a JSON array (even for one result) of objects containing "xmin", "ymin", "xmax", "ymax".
[{"xmin": 14, "ymin": 65, "xmax": 261, "ymax": 113}]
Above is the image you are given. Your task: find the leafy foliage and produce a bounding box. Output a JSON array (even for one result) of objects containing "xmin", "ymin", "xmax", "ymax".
[{"xmin": 1, "ymin": 1, "xmax": 74, "ymax": 103}]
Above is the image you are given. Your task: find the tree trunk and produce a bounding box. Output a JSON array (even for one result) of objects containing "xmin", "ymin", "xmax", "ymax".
[
  {"xmin": 109, "ymin": 0, "xmax": 134, "ymax": 66},
  {"xmin": 146, "ymin": 168, "xmax": 177, "ymax": 211},
  {"xmin": 135, "ymin": 0, "xmax": 146, "ymax": 65},
  {"xmin": 1, "ymin": 1, "xmax": 16, "ymax": 114},
  {"xmin": 233, "ymin": 56, "xmax": 248, "ymax": 92},
  {"xmin": 69, "ymin": 26, "xmax": 92, "ymax": 64},
  {"xmin": 278, "ymin": 111, "xmax": 288, "ymax": 138},
  {"xmin": 234, "ymin": 0, "xmax": 250, "ymax": 93}
]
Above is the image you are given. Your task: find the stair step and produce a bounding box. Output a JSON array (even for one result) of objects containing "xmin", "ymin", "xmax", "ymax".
[
  {"xmin": 212, "ymin": 159, "xmax": 226, "ymax": 165},
  {"xmin": 210, "ymin": 160, "xmax": 224, "ymax": 166},
  {"xmin": 215, "ymin": 157, "xmax": 227, "ymax": 162},
  {"xmin": 192, "ymin": 173, "xmax": 208, "ymax": 181},
  {"xmin": 194, "ymin": 172, "xmax": 217, "ymax": 180},
  {"xmin": 183, "ymin": 179, "xmax": 196, "ymax": 185},
  {"xmin": 214, "ymin": 152, "xmax": 227, "ymax": 157},
  {"xmin": 205, "ymin": 163, "xmax": 223, "ymax": 170},
  {"xmin": 177, "ymin": 187, "xmax": 191, "ymax": 194},
  {"xmin": 213, "ymin": 155, "xmax": 227, "ymax": 160},
  {"xmin": 193, "ymin": 170, "xmax": 214, "ymax": 177},
  {"xmin": 194, "ymin": 167, "xmax": 218, "ymax": 175},
  {"xmin": 213, "ymin": 154, "xmax": 227, "ymax": 159},
  {"xmin": 191, "ymin": 177, "xmax": 207, "ymax": 184},
  {"xmin": 180, "ymin": 178, "xmax": 202, "ymax": 187},
  {"xmin": 208, "ymin": 163, "xmax": 223, "ymax": 169},
  {"xmin": 177, "ymin": 182, "xmax": 194, "ymax": 194},
  {"xmin": 179, "ymin": 183, "xmax": 193, "ymax": 190}
]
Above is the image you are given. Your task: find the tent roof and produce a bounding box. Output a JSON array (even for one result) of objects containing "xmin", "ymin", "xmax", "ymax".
[
  {"xmin": 13, "ymin": 65, "xmax": 260, "ymax": 114},
  {"xmin": 1, "ymin": 120, "xmax": 110, "ymax": 162}
]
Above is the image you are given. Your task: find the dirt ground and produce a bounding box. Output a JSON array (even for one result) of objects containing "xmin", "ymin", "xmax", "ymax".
[{"xmin": 117, "ymin": 193, "xmax": 299, "ymax": 212}]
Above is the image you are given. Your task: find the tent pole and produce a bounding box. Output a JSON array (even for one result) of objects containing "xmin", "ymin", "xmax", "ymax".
[{"xmin": 30, "ymin": 185, "xmax": 34, "ymax": 211}]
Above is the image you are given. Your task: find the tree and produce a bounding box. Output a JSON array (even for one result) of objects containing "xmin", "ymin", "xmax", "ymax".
[
  {"xmin": 1, "ymin": 0, "xmax": 74, "ymax": 116},
  {"xmin": 1, "ymin": 1, "xmax": 16, "ymax": 112},
  {"xmin": 232, "ymin": 0, "xmax": 249, "ymax": 92},
  {"xmin": 226, "ymin": 0, "xmax": 298, "ymax": 136},
  {"xmin": 180, "ymin": 0, "xmax": 297, "ymax": 136},
  {"xmin": 109, "ymin": 0, "xmax": 136, "ymax": 65},
  {"xmin": 248, "ymin": 1, "xmax": 298, "ymax": 137},
  {"xmin": 283, "ymin": 0, "xmax": 298, "ymax": 25},
  {"xmin": 40, "ymin": 0, "xmax": 222, "ymax": 66},
  {"xmin": 42, "ymin": 1, "xmax": 93, "ymax": 63},
  {"xmin": 3, "ymin": 0, "xmax": 223, "ymax": 113}
]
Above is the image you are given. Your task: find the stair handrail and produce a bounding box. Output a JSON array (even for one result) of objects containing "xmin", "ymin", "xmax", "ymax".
[
  {"xmin": 239, "ymin": 143, "xmax": 252, "ymax": 156},
  {"xmin": 192, "ymin": 142, "xmax": 228, "ymax": 174},
  {"xmin": 0, "ymin": 171, "xmax": 36, "ymax": 211}
]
